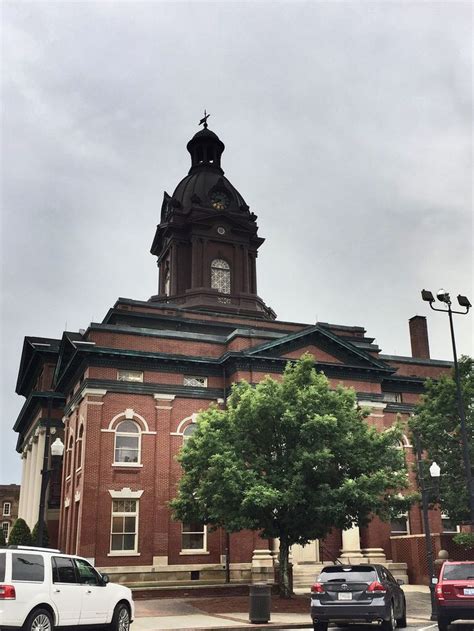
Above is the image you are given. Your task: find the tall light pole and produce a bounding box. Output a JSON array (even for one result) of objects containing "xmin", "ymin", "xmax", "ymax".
[
  {"xmin": 37, "ymin": 434, "xmax": 65, "ymax": 546},
  {"xmin": 421, "ymin": 289, "xmax": 473, "ymax": 524},
  {"xmin": 414, "ymin": 433, "xmax": 441, "ymax": 620}
]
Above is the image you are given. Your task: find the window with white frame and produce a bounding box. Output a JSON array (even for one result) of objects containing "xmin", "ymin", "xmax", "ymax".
[
  {"xmin": 114, "ymin": 420, "xmax": 141, "ymax": 464},
  {"xmin": 441, "ymin": 513, "xmax": 459, "ymax": 533},
  {"xmin": 183, "ymin": 423, "xmax": 198, "ymax": 441},
  {"xmin": 117, "ymin": 370, "xmax": 143, "ymax": 383},
  {"xmin": 391, "ymin": 513, "xmax": 409, "ymax": 534},
  {"xmin": 382, "ymin": 392, "xmax": 403, "ymax": 403},
  {"xmin": 211, "ymin": 259, "xmax": 231, "ymax": 294},
  {"xmin": 76, "ymin": 425, "xmax": 84, "ymax": 470},
  {"xmin": 181, "ymin": 522, "xmax": 206, "ymax": 551},
  {"xmin": 2, "ymin": 522, "xmax": 9, "ymax": 541},
  {"xmin": 3, "ymin": 502, "xmax": 11, "ymax": 516},
  {"xmin": 110, "ymin": 499, "xmax": 138, "ymax": 553},
  {"xmin": 183, "ymin": 376, "xmax": 208, "ymax": 387}
]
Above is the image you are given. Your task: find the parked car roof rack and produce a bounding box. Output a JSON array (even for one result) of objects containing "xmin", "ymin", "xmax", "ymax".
[{"xmin": 7, "ymin": 545, "xmax": 62, "ymax": 553}]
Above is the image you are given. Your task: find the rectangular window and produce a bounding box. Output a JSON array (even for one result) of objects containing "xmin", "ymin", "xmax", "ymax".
[
  {"xmin": 441, "ymin": 514, "xmax": 459, "ymax": 533},
  {"xmin": 110, "ymin": 500, "xmax": 138, "ymax": 553},
  {"xmin": 183, "ymin": 376, "xmax": 208, "ymax": 388},
  {"xmin": 3, "ymin": 502, "xmax": 11, "ymax": 516},
  {"xmin": 117, "ymin": 370, "xmax": 143, "ymax": 383},
  {"xmin": 74, "ymin": 558, "xmax": 101, "ymax": 585},
  {"xmin": 2, "ymin": 522, "xmax": 9, "ymax": 541},
  {"xmin": 182, "ymin": 522, "xmax": 206, "ymax": 551},
  {"xmin": 382, "ymin": 392, "xmax": 402, "ymax": 403},
  {"xmin": 12, "ymin": 553, "xmax": 44, "ymax": 582},
  {"xmin": 52, "ymin": 556, "xmax": 78, "ymax": 584},
  {"xmin": 390, "ymin": 514, "xmax": 409, "ymax": 534},
  {"xmin": 0, "ymin": 553, "xmax": 5, "ymax": 581}
]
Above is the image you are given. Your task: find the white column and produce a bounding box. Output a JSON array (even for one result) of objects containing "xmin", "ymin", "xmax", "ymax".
[
  {"xmin": 26, "ymin": 438, "xmax": 39, "ymax": 528},
  {"xmin": 18, "ymin": 451, "xmax": 28, "ymax": 519},
  {"xmin": 24, "ymin": 443, "xmax": 35, "ymax": 527},
  {"xmin": 339, "ymin": 524, "xmax": 364, "ymax": 564},
  {"xmin": 31, "ymin": 431, "xmax": 45, "ymax": 528}
]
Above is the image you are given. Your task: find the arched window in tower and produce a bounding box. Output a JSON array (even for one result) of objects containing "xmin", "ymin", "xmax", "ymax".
[
  {"xmin": 163, "ymin": 260, "xmax": 170, "ymax": 296},
  {"xmin": 211, "ymin": 259, "xmax": 231, "ymax": 294}
]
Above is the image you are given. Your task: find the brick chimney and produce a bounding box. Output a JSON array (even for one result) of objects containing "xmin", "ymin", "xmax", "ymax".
[{"xmin": 409, "ymin": 315, "xmax": 430, "ymax": 359}]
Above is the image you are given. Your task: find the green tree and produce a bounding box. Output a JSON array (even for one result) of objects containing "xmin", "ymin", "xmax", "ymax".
[
  {"xmin": 31, "ymin": 521, "xmax": 50, "ymax": 548},
  {"xmin": 410, "ymin": 356, "xmax": 473, "ymax": 525},
  {"xmin": 8, "ymin": 518, "xmax": 33, "ymax": 546},
  {"xmin": 171, "ymin": 354, "xmax": 410, "ymax": 597},
  {"xmin": 0, "ymin": 527, "xmax": 6, "ymax": 547}
]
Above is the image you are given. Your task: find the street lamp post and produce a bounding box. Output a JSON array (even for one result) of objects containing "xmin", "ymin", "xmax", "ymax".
[
  {"xmin": 421, "ymin": 289, "xmax": 473, "ymax": 524},
  {"xmin": 414, "ymin": 433, "xmax": 441, "ymax": 621},
  {"xmin": 36, "ymin": 433, "xmax": 65, "ymax": 547}
]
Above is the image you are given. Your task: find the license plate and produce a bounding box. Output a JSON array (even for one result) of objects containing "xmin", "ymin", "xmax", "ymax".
[
  {"xmin": 338, "ymin": 592, "xmax": 352, "ymax": 600},
  {"xmin": 464, "ymin": 588, "xmax": 474, "ymax": 595}
]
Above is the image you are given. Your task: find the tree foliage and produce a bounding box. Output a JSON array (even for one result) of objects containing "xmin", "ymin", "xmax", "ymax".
[
  {"xmin": 31, "ymin": 521, "xmax": 50, "ymax": 548},
  {"xmin": 8, "ymin": 518, "xmax": 33, "ymax": 546},
  {"xmin": 0, "ymin": 527, "xmax": 6, "ymax": 547},
  {"xmin": 410, "ymin": 356, "xmax": 473, "ymax": 525},
  {"xmin": 171, "ymin": 354, "xmax": 410, "ymax": 596}
]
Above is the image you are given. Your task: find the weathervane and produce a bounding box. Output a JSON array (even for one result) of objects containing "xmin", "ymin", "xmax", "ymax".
[{"xmin": 199, "ymin": 110, "xmax": 210, "ymax": 129}]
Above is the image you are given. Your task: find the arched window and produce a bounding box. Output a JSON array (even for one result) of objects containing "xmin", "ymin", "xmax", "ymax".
[
  {"xmin": 114, "ymin": 420, "xmax": 140, "ymax": 464},
  {"xmin": 211, "ymin": 259, "xmax": 231, "ymax": 294},
  {"xmin": 183, "ymin": 423, "xmax": 198, "ymax": 442},
  {"xmin": 75, "ymin": 425, "xmax": 84, "ymax": 470},
  {"xmin": 66, "ymin": 434, "xmax": 74, "ymax": 477}
]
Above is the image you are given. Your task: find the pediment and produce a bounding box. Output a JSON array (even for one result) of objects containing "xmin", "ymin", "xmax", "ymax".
[
  {"xmin": 281, "ymin": 344, "xmax": 343, "ymax": 364},
  {"xmin": 246, "ymin": 324, "xmax": 392, "ymax": 372}
]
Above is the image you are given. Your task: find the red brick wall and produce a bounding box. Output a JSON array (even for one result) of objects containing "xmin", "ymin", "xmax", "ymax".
[{"xmin": 391, "ymin": 534, "xmax": 474, "ymax": 584}]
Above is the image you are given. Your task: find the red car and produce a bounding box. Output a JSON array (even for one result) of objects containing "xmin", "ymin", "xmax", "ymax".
[{"xmin": 435, "ymin": 561, "xmax": 474, "ymax": 631}]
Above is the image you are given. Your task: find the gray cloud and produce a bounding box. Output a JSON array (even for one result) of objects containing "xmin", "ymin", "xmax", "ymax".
[{"xmin": 1, "ymin": 1, "xmax": 472, "ymax": 483}]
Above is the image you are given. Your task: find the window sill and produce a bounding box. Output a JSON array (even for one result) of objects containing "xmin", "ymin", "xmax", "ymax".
[
  {"xmin": 179, "ymin": 550, "xmax": 210, "ymax": 556},
  {"xmin": 107, "ymin": 552, "xmax": 141, "ymax": 557},
  {"xmin": 112, "ymin": 463, "xmax": 143, "ymax": 468}
]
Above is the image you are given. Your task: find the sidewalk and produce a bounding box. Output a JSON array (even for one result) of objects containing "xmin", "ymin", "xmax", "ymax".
[{"xmin": 132, "ymin": 585, "xmax": 432, "ymax": 631}]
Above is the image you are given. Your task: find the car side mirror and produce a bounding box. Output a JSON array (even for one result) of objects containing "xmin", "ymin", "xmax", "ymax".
[
  {"xmin": 101, "ymin": 573, "xmax": 110, "ymax": 585},
  {"xmin": 397, "ymin": 579, "xmax": 405, "ymax": 585}
]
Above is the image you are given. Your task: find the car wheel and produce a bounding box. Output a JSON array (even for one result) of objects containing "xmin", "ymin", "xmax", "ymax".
[
  {"xmin": 437, "ymin": 617, "xmax": 451, "ymax": 631},
  {"xmin": 381, "ymin": 602, "xmax": 396, "ymax": 631},
  {"xmin": 396, "ymin": 597, "xmax": 407, "ymax": 628},
  {"xmin": 313, "ymin": 622, "xmax": 328, "ymax": 631},
  {"xmin": 24, "ymin": 608, "xmax": 54, "ymax": 631},
  {"xmin": 110, "ymin": 603, "xmax": 130, "ymax": 631}
]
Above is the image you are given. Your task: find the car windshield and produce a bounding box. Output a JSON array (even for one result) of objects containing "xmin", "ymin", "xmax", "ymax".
[
  {"xmin": 319, "ymin": 566, "xmax": 377, "ymax": 583},
  {"xmin": 443, "ymin": 564, "xmax": 474, "ymax": 580}
]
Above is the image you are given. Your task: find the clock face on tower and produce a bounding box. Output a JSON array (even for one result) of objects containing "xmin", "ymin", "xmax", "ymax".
[{"xmin": 210, "ymin": 190, "xmax": 230, "ymax": 210}]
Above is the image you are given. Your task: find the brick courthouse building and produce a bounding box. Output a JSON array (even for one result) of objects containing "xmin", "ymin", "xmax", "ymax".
[{"xmin": 14, "ymin": 123, "xmax": 456, "ymax": 586}]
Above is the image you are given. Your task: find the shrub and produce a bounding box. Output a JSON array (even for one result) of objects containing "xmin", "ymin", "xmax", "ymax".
[
  {"xmin": 8, "ymin": 518, "xmax": 32, "ymax": 546},
  {"xmin": 31, "ymin": 521, "xmax": 50, "ymax": 547}
]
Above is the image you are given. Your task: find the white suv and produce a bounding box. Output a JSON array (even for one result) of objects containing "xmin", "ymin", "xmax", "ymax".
[{"xmin": 0, "ymin": 546, "xmax": 134, "ymax": 630}]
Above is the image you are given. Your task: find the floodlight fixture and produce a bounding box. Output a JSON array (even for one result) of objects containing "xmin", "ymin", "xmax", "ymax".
[
  {"xmin": 436, "ymin": 289, "xmax": 451, "ymax": 304},
  {"xmin": 457, "ymin": 295, "xmax": 472, "ymax": 309},
  {"xmin": 421, "ymin": 289, "xmax": 435, "ymax": 303}
]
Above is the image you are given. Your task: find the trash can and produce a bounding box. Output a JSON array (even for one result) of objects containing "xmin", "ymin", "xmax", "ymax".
[{"xmin": 249, "ymin": 583, "xmax": 271, "ymax": 623}]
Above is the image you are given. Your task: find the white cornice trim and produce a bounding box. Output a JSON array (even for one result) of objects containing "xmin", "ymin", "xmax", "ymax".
[
  {"xmin": 82, "ymin": 388, "xmax": 107, "ymax": 398},
  {"xmin": 153, "ymin": 394, "xmax": 176, "ymax": 401},
  {"xmin": 108, "ymin": 487, "xmax": 144, "ymax": 499}
]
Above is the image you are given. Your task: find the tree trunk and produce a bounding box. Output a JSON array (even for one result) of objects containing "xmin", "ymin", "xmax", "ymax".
[{"xmin": 278, "ymin": 537, "xmax": 293, "ymax": 598}]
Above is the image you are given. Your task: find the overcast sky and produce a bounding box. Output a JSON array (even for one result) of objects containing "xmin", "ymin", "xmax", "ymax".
[{"xmin": 1, "ymin": 1, "xmax": 472, "ymax": 484}]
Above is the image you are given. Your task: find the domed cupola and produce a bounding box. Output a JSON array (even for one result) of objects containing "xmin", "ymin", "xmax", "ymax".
[
  {"xmin": 149, "ymin": 116, "xmax": 276, "ymax": 320},
  {"xmin": 172, "ymin": 118, "xmax": 247, "ymax": 213},
  {"xmin": 186, "ymin": 127, "xmax": 225, "ymax": 175}
]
